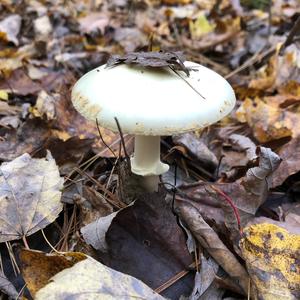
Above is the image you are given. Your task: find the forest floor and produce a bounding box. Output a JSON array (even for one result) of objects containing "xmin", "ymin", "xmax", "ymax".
[{"xmin": 0, "ymin": 0, "xmax": 300, "ymax": 299}]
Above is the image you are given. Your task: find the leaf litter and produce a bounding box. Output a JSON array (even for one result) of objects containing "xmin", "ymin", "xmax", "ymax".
[{"xmin": 0, "ymin": 0, "xmax": 300, "ymax": 299}]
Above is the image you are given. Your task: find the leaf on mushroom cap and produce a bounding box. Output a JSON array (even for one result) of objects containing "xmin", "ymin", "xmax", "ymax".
[{"xmin": 106, "ymin": 51, "xmax": 190, "ymax": 76}]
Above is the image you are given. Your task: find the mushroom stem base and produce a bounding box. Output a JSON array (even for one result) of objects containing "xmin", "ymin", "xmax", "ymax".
[
  {"xmin": 131, "ymin": 135, "xmax": 169, "ymax": 192},
  {"xmin": 141, "ymin": 175, "xmax": 160, "ymax": 192}
]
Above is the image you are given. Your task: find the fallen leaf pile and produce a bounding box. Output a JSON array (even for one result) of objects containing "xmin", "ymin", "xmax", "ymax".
[{"xmin": 1, "ymin": 0, "xmax": 300, "ymax": 299}]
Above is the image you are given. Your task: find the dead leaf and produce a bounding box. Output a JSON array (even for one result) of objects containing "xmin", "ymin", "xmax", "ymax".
[
  {"xmin": 79, "ymin": 12, "xmax": 110, "ymax": 34},
  {"xmin": 0, "ymin": 115, "xmax": 20, "ymax": 128},
  {"xmin": 219, "ymin": 134, "xmax": 257, "ymax": 181},
  {"xmin": 106, "ymin": 51, "xmax": 190, "ymax": 75},
  {"xmin": 173, "ymin": 132, "xmax": 218, "ymax": 170},
  {"xmin": 20, "ymin": 249, "xmax": 166, "ymax": 300},
  {"xmin": 81, "ymin": 211, "xmax": 119, "ymax": 252},
  {"xmin": 0, "ymin": 101, "xmax": 21, "ymax": 115},
  {"xmin": 0, "ymin": 151, "xmax": 63, "ymax": 242},
  {"xmin": 189, "ymin": 14, "xmax": 215, "ymax": 40},
  {"xmin": 249, "ymin": 44, "xmax": 300, "ymax": 92},
  {"xmin": 0, "ymin": 273, "xmax": 18, "ymax": 299},
  {"xmin": 236, "ymin": 97, "xmax": 300, "ymax": 142},
  {"xmin": 19, "ymin": 249, "xmax": 86, "ymax": 298},
  {"xmin": 0, "ymin": 14, "xmax": 21, "ymax": 45},
  {"xmin": 240, "ymin": 221, "xmax": 300, "ymax": 299},
  {"xmin": 0, "ymin": 118, "xmax": 52, "ymax": 161},
  {"xmin": 181, "ymin": 17, "xmax": 241, "ymax": 51},
  {"xmin": 162, "ymin": 0, "xmax": 191, "ymax": 4},
  {"xmin": 37, "ymin": 258, "xmax": 166, "ymax": 300},
  {"xmin": 34, "ymin": 15, "xmax": 53, "ymax": 40},
  {"xmin": 101, "ymin": 190, "xmax": 194, "ymax": 299},
  {"xmin": 113, "ymin": 27, "xmax": 148, "ymax": 52},
  {"xmin": 177, "ymin": 201, "xmax": 248, "ymax": 294},
  {"xmin": 177, "ymin": 146, "xmax": 281, "ymax": 239},
  {"xmin": 54, "ymin": 91, "xmax": 123, "ymax": 156},
  {"xmin": 272, "ymin": 136, "xmax": 300, "ymax": 187},
  {"xmin": 31, "ymin": 90, "xmax": 57, "ymax": 120},
  {"xmin": 189, "ymin": 254, "xmax": 219, "ymax": 299}
]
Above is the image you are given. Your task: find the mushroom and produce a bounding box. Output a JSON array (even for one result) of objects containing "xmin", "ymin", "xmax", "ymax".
[{"xmin": 71, "ymin": 61, "xmax": 236, "ymax": 192}]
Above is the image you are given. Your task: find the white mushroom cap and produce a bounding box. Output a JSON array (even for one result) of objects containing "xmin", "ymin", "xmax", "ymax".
[{"xmin": 71, "ymin": 61, "xmax": 236, "ymax": 136}]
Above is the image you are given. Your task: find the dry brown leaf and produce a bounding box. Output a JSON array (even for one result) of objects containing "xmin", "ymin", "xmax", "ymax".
[
  {"xmin": 272, "ymin": 136, "xmax": 300, "ymax": 187},
  {"xmin": 0, "ymin": 152, "xmax": 63, "ymax": 242},
  {"xmin": 19, "ymin": 249, "xmax": 166, "ymax": 300},
  {"xmin": 30, "ymin": 90, "xmax": 57, "ymax": 120},
  {"xmin": 249, "ymin": 44, "xmax": 300, "ymax": 92},
  {"xmin": 0, "ymin": 118, "xmax": 52, "ymax": 161},
  {"xmin": 240, "ymin": 220, "xmax": 300, "ymax": 299},
  {"xmin": 173, "ymin": 132, "xmax": 218, "ymax": 169},
  {"xmin": 236, "ymin": 97, "xmax": 300, "ymax": 143},
  {"xmin": 0, "ymin": 101, "xmax": 21, "ymax": 116},
  {"xmin": 177, "ymin": 201, "xmax": 248, "ymax": 294},
  {"xmin": 178, "ymin": 146, "xmax": 281, "ymax": 240}
]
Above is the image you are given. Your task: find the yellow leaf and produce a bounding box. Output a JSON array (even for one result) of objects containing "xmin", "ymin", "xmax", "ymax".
[
  {"xmin": 240, "ymin": 222, "xmax": 300, "ymax": 300},
  {"xmin": 20, "ymin": 249, "xmax": 86, "ymax": 298},
  {"xmin": 0, "ymin": 90, "xmax": 8, "ymax": 101},
  {"xmin": 189, "ymin": 14, "xmax": 215, "ymax": 39}
]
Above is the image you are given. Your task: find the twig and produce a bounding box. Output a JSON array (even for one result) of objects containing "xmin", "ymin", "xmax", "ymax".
[
  {"xmin": 170, "ymin": 67, "xmax": 206, "ymax": 100},
  {"xmin": 114, "ymin": 117, "xmax": 130, "ymax": 162},
  {"xmin": 226, "ymin": 15, "xmax": 300, "ymax": 79},
  {"xmin": 155, "ymin": 260, "xmax": 200, "ymax": 294},
  {"xmin": 225, "ymin": 46, "xmax": 275, "ymax": 79},
  {"xmin": 41, "ymin": 229, "xmax": 60, "ymax": 253},
  {"xmin": 22, "ymin": 236, "xmax": 30, "ymax": 249},
  {"xmin": 280, "ymin": 15, "xmax": 300, "ymax": 54},
  {"xmin": 96, "ymin": 118, "xmax": 117, "ymax": 158}
]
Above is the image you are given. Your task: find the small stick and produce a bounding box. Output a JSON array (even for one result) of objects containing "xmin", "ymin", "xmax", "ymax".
[
  {"xmin": 96, "ymin": 118, "xmax": 117, "ymax": 158},
  {"xmin": 22, "ymin": 236, "xmax": 30, "ymax": 249},
  {"xmin": 114, "ymin": 117, "xmax": 130, "ymax": 163},
  {"xmin": 170, "ymin": 67, "xmax": 206, "ymax": 100},
  {"xmin": 280, "ymin": 15, "xmax": 300, "ymax": 54}
]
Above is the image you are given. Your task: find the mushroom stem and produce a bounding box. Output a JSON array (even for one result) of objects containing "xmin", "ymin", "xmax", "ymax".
[{"xmin": 131, "ymin": 135, "xmax": 169, "ymax": 192}]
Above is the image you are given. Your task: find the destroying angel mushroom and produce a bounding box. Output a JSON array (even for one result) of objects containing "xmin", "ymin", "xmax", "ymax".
[{"xmin": 71, "ymin": 60, "xmax": 236, "ymax": 192}]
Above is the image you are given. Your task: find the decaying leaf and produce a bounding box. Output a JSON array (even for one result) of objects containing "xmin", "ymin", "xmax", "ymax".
[
  {"xmin": 272, "ymin": 136, "xmax": 300, "ymax": 187},
  {"xmin": 19, "ymin": 249, "xmax": 166, "ymax": 300},
  {"xmin": 81, "ymin": 210, "xmax": 120, "ymax": 252},
  {"xmin": 106, "ymin": 51, "xmax": 190, "ymax": 76},
  {"xmin": 101, "ymin": 190, "xmax": 193, "ymax": 299},
  {"xmin": 19, "ymin": 249, "xmax": 86, "ymax": 298},
  {"xmin": 240, "ymin": 220, "xmax": 300, "ymax": 299},
  {"xmin": 177, "ymin": 201, "xmax": 249, "ymax": 294},
  {"xmin": 0, "ymin": 14, "xmax": 21, "ymax": 45},
  {"xmin": 188, "ymin": 254, "xmax": 219, "ymax": 299},
  {"xmin": 236, "ymin": 97, "xmax": 300, "ymax": 143},
  {"xmin": 0, "ymin": 273, "xmax": 18, "ymax": 299},
  {"xmin": 219, "ymin": 134, "xmax": 257, "ymax": 181},
  {"xmin": 0, "ymin": 152, "xmax": 63, "ymax": 242},
  {"xmin": 173, "ymin": 132, "xmax": 218, "ymax": 170},
  {"xmin": 0, "ymin": 118, "xmax": 52, "ymax": 161},
  {"xmin": 177, "ymin": 146, "xmax": 281, "ymax": 240}
]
